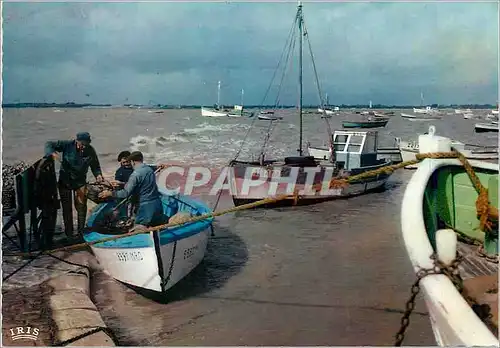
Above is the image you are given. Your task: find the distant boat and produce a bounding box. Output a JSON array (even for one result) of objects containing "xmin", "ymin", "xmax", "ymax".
[
  {"xmin": 486, "ymin": 113, "xmax": 498, "ymax": 121},
  {"xmin": 398, "ymin": 126, "xmax": 498, "ymax": 169},
  {"xmin": 475, "ymin": 122, "xmax": 499, "ymax": 133},
  {"xmin": 491, "ymin": 109, "xmax": 499, "ymax": 115},
  {"xmin": 455, "ymin": 109, "xmax": 472, "ymax": 114},
  {"xmin": 413, "ymin": 92, "xmax": 437, "ymax": 114},
  {"xmin": 463, "ymin": 112, "xmax": 475, "ymax": 119},
  {"xmin": 201, "ymin": 81, "xmax": 231, "ymax": 117},
  {"xmin": 259, "ymin": 110, "xmax": 275, "ymax": 115},
  {"xmin": 228, "ymin": 89, "xmax": 253, "ymax": 117},
  {"xmin": 401, "ymin": 112, "xmax": 415, "ymax": 118},
  {"xmin": 342, "ymin": 117, "xmax": 389, "ymax": 129},
  {"xmin": 401, "ymin": 112, "xmax": 441, "ymax": 121},
  {"xmin": 413, "ymin": 106, "xmax": 438, "ymax": 114},
  {"xmin": 317, "ymin": 93, "xmax": 339, "ymax": 115},
  {"xmin": 258, "ymin": 113, "xmax": 283, "ymax": 121}
]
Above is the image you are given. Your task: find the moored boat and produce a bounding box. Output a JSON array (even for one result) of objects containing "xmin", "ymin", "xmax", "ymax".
[
  {"xmin": 230, "ymin": 129, "xmax": 392, "ymax": 207},
  {"xmin": 342, "ymin": 117, "xmax": 389, "ymax": 128},
  {"xmin": 398, "ymin": 126, "xmax": 498, "ymax": 169},
  {"xmin": 401, "ymin": 112, "xmax": 441, "ymax": 121},
  {"xmin": 475, "ymin": 122, "xmax": 499, "ymax": 133},
  {"xmin": 400, "ymin": 133, "xmax": 498, "ymax": 345},
  {"xmin": 228, "ymin": 3, "xmax": 393, "ymax": 208},
  {"xmin": 201, "ymin": 81, "xmax": 232, "ymax": 117},
  {"xmin": 258, "ymin": 114, "xmax": 283, "ymax": 121},
  {"xmin": 307, "ymin": 130, "xmax": 403, "ymax": 164},
  {"xmin": 84, "ymin": 191, "xmax": 213, "ymax": 293}
]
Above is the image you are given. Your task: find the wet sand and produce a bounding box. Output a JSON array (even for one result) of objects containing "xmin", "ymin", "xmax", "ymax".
[{"xmin": 89, "ymin": 171, "xmax": 434, "ymax": 345}]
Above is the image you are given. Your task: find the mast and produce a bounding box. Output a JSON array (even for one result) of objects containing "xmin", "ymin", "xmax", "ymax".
[
  {"xmin": 420, "ymin": 92, "xmax": 424, "ymax": 107},
  {"xmin": 217, "ymin": 81, "xmax": 221, "ymax": 107},
  {"xmin": 241, "ymin": 89, "xmax": 244, "ymax": 106},
  {"xmin": 298, "ymin": 1, "xmax": 303, "ymax": 156},
  {"xmin": 326, "ymin": 93, "xmax": 329, "ymax": 106}
]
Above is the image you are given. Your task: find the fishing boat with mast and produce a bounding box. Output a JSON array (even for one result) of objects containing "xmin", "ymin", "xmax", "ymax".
[
  {"xmin": 227, "ymin": 2, "xmax": 393, "ymax": 207},
  {"xmin": 317, "ymin": 93, "xmax": 339, "ymax": 115},
  {"xmin": 413, "ymin": 92, "xmax": 438, "ymax": 114},
  {"xmin": 201, "ymin": 81, "xmax": 246, "ymax": 117}
]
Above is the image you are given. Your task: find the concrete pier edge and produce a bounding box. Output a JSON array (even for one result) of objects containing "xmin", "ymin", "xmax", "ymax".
[{"xmin": 46, "ymin": 252, "xmax": 116, "ymax": 346}]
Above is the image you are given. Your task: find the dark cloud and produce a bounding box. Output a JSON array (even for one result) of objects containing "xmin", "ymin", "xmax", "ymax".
[{"xmin": 3, "ymin": 2, "xmax": 498, "ymax": 105}]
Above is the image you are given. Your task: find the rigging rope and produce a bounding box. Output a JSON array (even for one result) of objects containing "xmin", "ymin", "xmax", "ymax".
[
  {"xmin": 231, "ymin": 10, "xmax": 299, "ymax": 163},
  {"xmin": 260, "ymin": 16, "xmax": 299, "ymax": 158},
  {"xmin": 302, "ymin": 20, "xmax": 334, "ymax": 144}
]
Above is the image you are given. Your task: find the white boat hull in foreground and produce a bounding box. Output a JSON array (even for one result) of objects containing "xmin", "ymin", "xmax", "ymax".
[
  {"xmin": 398, "ymin": 126, "xmax": 498, "ymax": 169},
  {"xmin": 91, "ymin": 229, "xmax": 209, "ymax": 291},
  {"xmin": 85, "ymin": 193, "xmax": 213, "ymax": 292},
  {"xmin": 401, "ymin": 157, "xmax": 499, "ymax": 346}
]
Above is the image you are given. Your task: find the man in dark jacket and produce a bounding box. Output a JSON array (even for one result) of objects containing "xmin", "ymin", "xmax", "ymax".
[
  {"xmin": 45, "ymin": 132, "xmax": 103, "ymax": 238},
  {"xmin": 99, "ymin": 151, "xmax": 165, "ymax": 229}
]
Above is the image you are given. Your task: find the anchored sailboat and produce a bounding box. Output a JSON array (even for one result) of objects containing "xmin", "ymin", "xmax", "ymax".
[
  {"xmin": 227, "ymin": 2, "xmax": 393, "ymax": 207},
  {"xmin": 413, "ymin": 92, "xmax": 437, "ymax": 114},
  {"xmin": 317, "ymin": 93, "xmax": 339, "ymax": 115}
]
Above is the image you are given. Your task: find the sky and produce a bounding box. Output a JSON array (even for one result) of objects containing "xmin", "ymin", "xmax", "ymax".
[{"xmin": 2, "ymin": 1, "xmax": 499, "ymax": 106}]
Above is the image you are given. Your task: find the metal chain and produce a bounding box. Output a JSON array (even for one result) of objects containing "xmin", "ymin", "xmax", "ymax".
[
  {"xmin": 394, "ymin": 253, "xmax": 463, "ymax": 346},
  {"xmin": 161, "ymin": 240, "xmax": 177, "ymax": 290},
  {"xmin": 477, "ymin": 245, "xmax": 500, "ymax": 264}
]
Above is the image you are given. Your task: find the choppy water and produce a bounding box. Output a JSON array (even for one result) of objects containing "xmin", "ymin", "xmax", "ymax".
[{"xmin": 2, "ymin": 107, "xmax": 498, "ymax": 345}]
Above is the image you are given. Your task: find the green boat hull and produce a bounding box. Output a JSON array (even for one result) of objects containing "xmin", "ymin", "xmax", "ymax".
[
  {"xmin": 423, "ymin": 164, "xmax": 498, "ymax": 257},
  {"xmin": 342, "ymin": 120, "xmax": 388, "ymax": 128}
]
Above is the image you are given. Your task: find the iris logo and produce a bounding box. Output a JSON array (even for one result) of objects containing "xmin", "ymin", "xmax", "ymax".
[{"xmin": 9, "ymin": 326, "xmax": 40, "ymax": 341}]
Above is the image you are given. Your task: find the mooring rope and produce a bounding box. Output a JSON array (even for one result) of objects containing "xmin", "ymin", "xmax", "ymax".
[{"xmin": 3, "ymin": 151, "xmax": 496, "ymax": 259}]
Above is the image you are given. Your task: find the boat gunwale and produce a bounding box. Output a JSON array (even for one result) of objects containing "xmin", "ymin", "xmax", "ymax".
[
  {"xmin": 401, "ymin": 157, "xmax": 499, "ymax": 345},
  {"xmin": 85, "ymin": 192, "xmax": 213, "ymax": 249}
]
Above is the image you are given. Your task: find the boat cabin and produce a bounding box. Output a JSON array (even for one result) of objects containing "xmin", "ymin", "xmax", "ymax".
[{"xmin": 331, "ymin": 130, "xmax": 379, "ymax": 170}]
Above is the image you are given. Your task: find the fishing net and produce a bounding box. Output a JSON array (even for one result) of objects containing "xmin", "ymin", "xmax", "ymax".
[
  {"xmin": 2, "ymin": 161, "xmax": 30, "ymax": 212},
  {"xmin": 91, "ymin": 215, "xmax": 135, "ymax": 235},
  {"xmin": 85, "ymin": 182, "xmax": 115, "ymax": 204}
]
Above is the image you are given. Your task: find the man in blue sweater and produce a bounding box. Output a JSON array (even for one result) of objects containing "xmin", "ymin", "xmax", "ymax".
[
  {"xmin": 45, "ymin": 132, "xmax": 104, "ymax": 238},
  {"xmin": 99, "ymin": 151, "xmax": 165, "ymax": 229}
]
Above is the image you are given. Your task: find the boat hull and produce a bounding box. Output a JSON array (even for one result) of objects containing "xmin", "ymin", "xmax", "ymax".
[
  {"xmin": 475, "ymin": 123, "xmax": 499, "ymax": 133},
  {"xmin": 399, "ymin": 140, "xmax": 498, "ymax": 169},
  {"xmin": 258, "ymin": 115, "xmax": 282, "ymax": 121},
  {"xmin": 318, "ymin": 108, "xmax": 335, "ymax": 115},
  {"xmin": 307, "ymin": 146, "xmax": 331, "ymax": 160},
  {"xmin": 85, "ymin": 193, "xmax": 213, "ymax": 293},
  {"xmin": 401, "ymin": 158, "xmax": 499, "ymax": 346},
  {"xmin": 228, "ymin": 160, "xmax": 391, "ymax": 207},
  {"xmin": 342, "ymin": 120, "xmax": 388, "ymax": 128},
  {"xmin": 201, "ymin": 107, "xmax": 229, "ymax": 117}
]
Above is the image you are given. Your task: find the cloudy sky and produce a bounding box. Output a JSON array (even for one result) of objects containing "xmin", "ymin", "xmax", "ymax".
[{"xmin": 3, "ymin": 1, "xmax": 499, "ymax": 106}]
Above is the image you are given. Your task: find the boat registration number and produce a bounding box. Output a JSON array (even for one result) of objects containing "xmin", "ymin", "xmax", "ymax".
[
  {"xmin": 183, "ymin": 245, "xmax": 199, "ymax": 260},
  {"xmin": 116, "ymin": 251, "xmax": 144, "ymax": 262}
]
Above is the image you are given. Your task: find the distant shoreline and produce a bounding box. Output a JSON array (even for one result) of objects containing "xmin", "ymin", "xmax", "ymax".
[{"xmin": 2, "ymin": 102, "xmax": 497, "ymax": 109}]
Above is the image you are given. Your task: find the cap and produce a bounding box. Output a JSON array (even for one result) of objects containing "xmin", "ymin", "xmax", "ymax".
[
  {"xmin": 127, "ymin": 151, "xmax": 143, "ymax": 162},
  {"xmin": 76, "ymin": 132, "xmax": 91, "ymax": 144}
]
